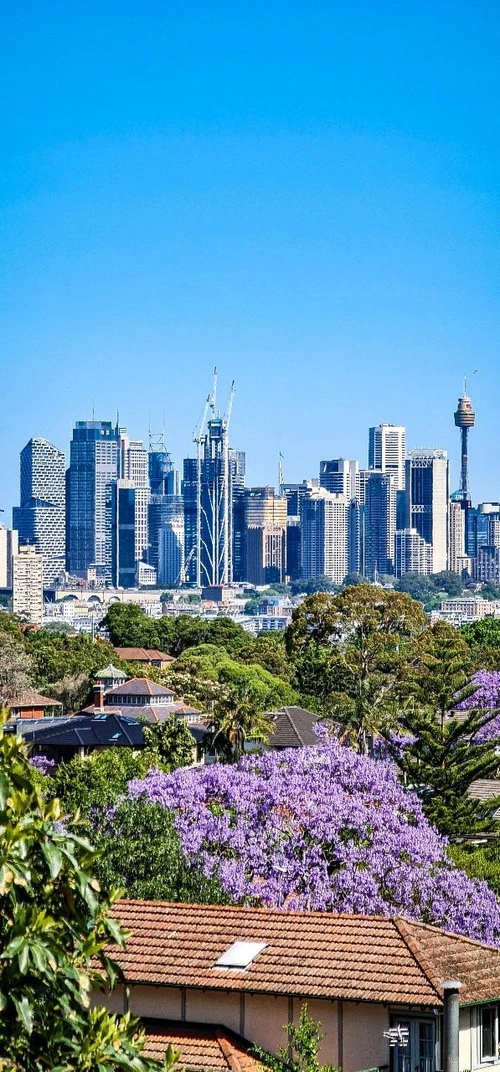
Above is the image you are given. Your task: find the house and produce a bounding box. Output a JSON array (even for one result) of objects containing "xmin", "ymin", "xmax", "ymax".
[
  {"xmin": 8, "ymin": 689, "xmax": 63, "ymax": 719},
  {"xmin": 265, "ymin": 706, "xmax": 321, "ymax": 749},
  {"xmin": 10, "ymin": 712, "xmax": 144, "ymax": 762},
  {"xmin": 99, "ymin": 900, "xmax": 500, "ymax": 1072},
  {"xmin": 82, "ymin": 677, "xmax": 204, "ymax": 725},
  {"xmin": 115, "ymin": 648, "xmax": 175, "ymax": 669},
  {"xmin": 11, "ymin": 712, "xmax": 208, "ymax": 766}
]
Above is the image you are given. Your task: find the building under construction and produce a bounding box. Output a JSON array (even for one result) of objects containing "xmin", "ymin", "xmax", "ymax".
[{"xmin": 183, "ymin": 372, "xmax": 243, "ymax": 587}]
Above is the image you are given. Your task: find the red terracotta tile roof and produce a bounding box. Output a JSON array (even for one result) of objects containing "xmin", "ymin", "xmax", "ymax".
[
  {"xmin": 115, "ymin": 648, "xmax": 175, "ymax": 663},
  {"xmin": 142, "ymin": 1021, "xmax": 260, "ymax": 1072},
  {"xmin": 111, "ymin": 901, "xmax": 500, "ymax": 1008},
  {"xmin": 9, "ymin": 690, "xmax": 63, "ymax": 709}
]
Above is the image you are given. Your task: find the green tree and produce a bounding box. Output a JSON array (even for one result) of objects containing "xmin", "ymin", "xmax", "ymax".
[
  {"xmin": 0, "ymin": 717, "xmax": 175, "ymax": 1071},
  {"xmin": 462, "ymin": 618, "xmax": 500, "ymax": 649},
  {"xmin": 103, "ymin": 603, "xmax": 160, "ymax": 648},
  {"xmin": 341, "ymin": 572, "xmax": 365, "ymax": 588},
  {"xmin": 394, "ymin": 573, "xmax": 440, "ymax": 610},
  {"xmin": 25, "ymin": 631, "xmax": 127, "ymax": 694},
  {"xmin": 52, "ymin": 749, "xmax": 149, "ymax": 831},
  {"xmin": 286, "ymin": 586, "xmax": 426, "ymax": 753},
  {"xmin": 207, "ymin": 684, "xmax": 274, "ymax": 761},
  {"xmin": 237, "ymin": 633, "xmax": 293, "ymax": 681},
  {"xmin": 0, "ymin": 631, "xmax": 33, "ymax": 707},
  {"xmin": 388, "ymin": 623, "xmax": 500, "ymax": 838},
  {"xmin": 94, "ymin": 797, "xmax": 229, "ymax": 904},
  {"xmin": 142, "ymin": 717, "xmax": 196, "ymax": 772},
  {"xmin": 253, "ymin": 1004, "xmax": 339, "ymax": 1072},
  {"xmin": 290, "ymin": 575, "xmax": 339, "ymax": 596},
  {"xmin": 432, "ymin": 570, "xmax": 465, "ymax": 597},
  {"xmin": 481, "ymin": 582, "xmax": 500, "ymax": 601},
  {"xmin": 449, "ymin": 842, "xmax": 500, "ymax": 898}
]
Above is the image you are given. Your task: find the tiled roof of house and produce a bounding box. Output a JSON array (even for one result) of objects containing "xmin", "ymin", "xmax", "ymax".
[
  {"xmin": 266, "ymin": 707, "xmax": 321, "ymax": 748},
  {"xmin": 142, "ymin": 1021, "xmax": 260, "ymax": 1072},
  {"xmin": 111, "ymin": 901, "xmax": 500, "ymax": 1007},
  {"xmin": 11, "ymin": 713, "xmax": 144, "ymax": 748},
  {"xmin": 9, "ymin": 690, "xmax": 63, "ymax": 709},
  {"xmin": 115, "ymin": 648, "xmax": 175, "ymax": 663},
  {"xmin": 105, "ymin": 678, "xmax": 174, "ymax": 699},
  {"xmin": 468, "ymin": 779, "xmax": 500, "ymax": 801}
]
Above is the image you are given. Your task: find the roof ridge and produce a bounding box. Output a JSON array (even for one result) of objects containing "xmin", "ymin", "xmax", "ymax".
[
  {"xmin": 393, "ymin": 919, "xmax": 450, "ymax": 999},
  {"xmin": 115, "ymin": 899, "xmax": 394, "ymax": 922},
  {"xmin": 396, "ymin": 916, "xmax": 500, "ymax": 952}
]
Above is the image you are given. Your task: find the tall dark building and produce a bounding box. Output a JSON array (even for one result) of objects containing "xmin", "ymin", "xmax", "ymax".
[
  {"xmin": 364, "ymin": 472, "xmax": 396, "ymax": 579},
  {"xmin": 147, "ymin": 438, "xmax": 176, "ymax": 577},
  {"xmin": 67, "ymin": 421, "xmax": 119, "ymax": 578},
  {"xmin": 111, "ymin": 483, "xmax": 136, "ymax": 588},
  {"xmin": 182, "ymin": 457, "xmax": 198, "ymax": 583},
  {"xmin": 13, "ymin": 437, "xmax": 66, "ymax": 586}
]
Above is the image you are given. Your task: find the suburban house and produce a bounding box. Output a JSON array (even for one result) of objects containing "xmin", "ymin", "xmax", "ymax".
[
  {"xmin": 10, "ymin": 712, "xmax": 145, "ymax": 763},
  {"xmin": 99, "ymin": 900, "xmax": 500, "ymax": 1072},
  {"xmin": 265, "ymin": 706, "xmax": 321, "ymax": 750},
  {"xmin": 115, "ymin": 647, "xmax": 175, "ymax": 669},
  {"xmin": 7, "ymin": 689, "xmax": 63, "ymax": 719},
  {"xmin": 82, "ymin": 676, "xmax": 204, "ymax": 725}
]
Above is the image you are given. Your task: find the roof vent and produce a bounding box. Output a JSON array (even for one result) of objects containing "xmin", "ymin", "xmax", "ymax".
[{"xmin": 215, "ymin": 941, "xmax": 266, "ymax": 969}]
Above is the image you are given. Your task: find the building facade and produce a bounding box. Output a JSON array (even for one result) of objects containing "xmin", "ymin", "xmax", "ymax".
[
  {"xmin": 395, "ymin": 527, "xmax": 433, "ymax": 577},
  {"xmin": 13, "ymin": 437, "xmax": 66, "ymax": 586},
  {"xmin": 0, "ymin": 525, "xmax": 18, "ymax": 589},
  {"xmin": 368, "ymin": 424, "xmax": 406, "ymax": 490},
  {"xmin": 67, "ymin": 421, "xmax": 119, "ymax": 579},
  {"xmin": 300, "ymin": 488, "xmax": 348, "ymax": 585},
  {"xmin": 364, "ymin": 471, "xmax": 397, "ymax": 578},
  {"xmin": 244, "ymin": 487, "xmax": 287, "ymax": 585},
  {"xmin": 405, "ymin": 449, "xmax": 449, "ymax": 574},
  {"xmin": 12, "ymin": 545, "xmax": 44, "ymax": 624},
  {"xmin": 158, "ymin": 496, "xmax": 185, "ymax": 587}
]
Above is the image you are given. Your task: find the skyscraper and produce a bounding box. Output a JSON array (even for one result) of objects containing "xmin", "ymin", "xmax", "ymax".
[
  {"xmin": 118, "ymin": 429, "xmax": 149, "ymax": 567},
  {"xmin": 244, "ymin": 487, "xmax": 287, "ymax": 585},
  {"xmin": 158, "ymin": 496, "xmax": 185, "ymax": 586},
  {"xmin": 394, "ymin": 528, "xmax": 432, "ymax": 577},
  {"xmin": 13, "ymin": 437, "xmax": 66, "ymax": 585},
  {"xmin": 67, "ymin": 421, "xmax": 119, "ymax": 578},
  {"xmin": 300, "ymin": 488, "xmax": 349, "ymax": 585},
  {"xmin": 364, "ymin": 472, "xmax": 397, "ymax": 578},
  {"xmin": 448, "ymin": 499, "xmax": 466, "ymax": 574},
  {"xmin": 12, "ymin": 545, "xmax": 44, "ymax": 624},
  {"xmin": 0, "ymin": 525, "xmax": 18, "ymax": 589},
  {"xmin": 368, "ymin": 424, "xmax": 406, "ymax": 491},
  {"xmin": 405, "ymin": 449, "xmax": 449, "ymax": 573},
  {"xmin": 319, "ymin": 459, "xmax": 359, "ymax": 499}
]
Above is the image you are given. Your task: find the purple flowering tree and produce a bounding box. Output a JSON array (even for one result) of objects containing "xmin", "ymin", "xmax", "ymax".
[
  {"xmin": 457, "ymin": 670, "xmax": 500, "ymax": 742},
  {"xmin": 127, "ymin": 736, "xmax": 500, "ymax": 945}
]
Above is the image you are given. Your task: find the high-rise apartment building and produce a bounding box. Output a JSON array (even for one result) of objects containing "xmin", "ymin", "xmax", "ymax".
[
  {"xmin": 12, "ymin": 545, "xmax": 44, "ymax": 624},
  {"xmin": 67, "ymin": 421, "xmax": 119, "ymax": 578},
  {"xmin": 158, "ymin": 496, "xmax": 185, "ymax": 587},
  {"xmin": 319, "ymin": 459, "xmax": 359, "ymax": 499},
  {"xmin": 118, "ymin": 429, "xmax": 149, "ymax": 567},
  {"xmin": 13, "ymin": 437, "xmax": 66, "ymax": 585},
  {"xmin": 244, "ymin": 487, "xmax": 287, "ymax": 585},
  {"xmin": 364, "ymin": 472, "xmax": 397, "ymax": 578},
  {"xmin": 405, "ymin": 449, "xmax": 449, "ymax": 573},
  {"xmin": 183, "ymin": 426, "xmax": 245, "ymax": 587},
  {"xmin": 394, "ymin": 528, "xmax": 432, "ymax": 577},
  {"xmin": 368, "ymin": 424, "xmax": 406, "ymax": 491},
  {"xmin": 300, "ymin": 488, "xmax": 348, "ymax": 585},
  {"xmin": 448, "ymin": 499, "xmax": 466, "ymax": 574},
  {"xmin": 0, "ymin": 525, "xmax": 18, "ymax": 589}
]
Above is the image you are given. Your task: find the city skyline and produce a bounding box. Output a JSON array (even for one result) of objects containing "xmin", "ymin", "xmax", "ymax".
[
  {"xmin": 2, "ymin": 384, "xmax": 494, "ymax": 525},
  {"xmin": 2, "ymin": 5, "xmax": 500, "ymax": 520}
]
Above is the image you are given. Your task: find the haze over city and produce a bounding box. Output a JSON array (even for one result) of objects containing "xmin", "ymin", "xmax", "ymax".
[{"xmin": 2, "ymin": 2, "xmax": 500, "ymax": 517}]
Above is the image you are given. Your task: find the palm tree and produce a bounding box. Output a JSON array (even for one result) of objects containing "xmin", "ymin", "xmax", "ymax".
[{"xmin": 207, "ymin": 684, "xmax": 274, "ymax": 762}]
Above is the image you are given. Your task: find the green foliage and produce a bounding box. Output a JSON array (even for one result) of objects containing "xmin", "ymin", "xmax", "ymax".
[
  {"xmin": 0, "ymin": 716, "xmax": 174, "ymax": 1071},
  {"xmin": 394, "ymin": 573, "xmax": 441, "ymax": 610},
  {"xmin": 104, "ymin": 603, "xmax": 251, "ymax": 657},
  {"xmin": 0, "ymin": 629, "xmax": 33, "ymax": 706},
  {"xmin": 173, "ymin": 644, "xmax": 297, "ymax": 710},
  {"xmin": 462, "ymin": 618, "xmax": 500, "ymax": 649},
  {"xmin": 341, "ymin": 572, "xmax": 365, "ymax": 588},
  {"xmin": 94, "ymin": 797, "xmax": 230, "ymax": 904},
  {"xmin": 286, "ymin": 586, "xmax": 426, "ymax": 753},
  {"xmin": 481, "ymin": 583, "xmax": 500, "ymax": 601},
  {"xmin": 449, "ymin": 842, "xmax": 500, "ymax": 898},
  {"xmin": 142, "ymin": 717, "xmax": 195, "ymax": 772},
  {"xmin": 52, "ymin": 749, "xmax": 149, "ymax": 831},
  {"xmin": 207, "ymin": 684, "xmax": 275, "ymax": 761},
  {"xmin": 389, "ymin": 623, "xmax": 500, "ymax": 839},
  {"xmin": 25, "ymin": 631, "xmax": 127, "ymax": 692},
  {"xmin": 432, "ymin": 570, "xmax": 465, "ymax": 597},
  {"xmin": 237, "ymin": 633, "xmax": 293, "ymax": 681},
  {"xmin": 290, "ymin": 575, "xmax": 339, "ymax": 596},
  {"xmin": 253, "ymin": 1004, "xmax": 339, "ymax": 1072}
]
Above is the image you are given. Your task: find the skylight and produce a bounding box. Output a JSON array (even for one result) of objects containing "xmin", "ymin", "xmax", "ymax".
[{"xmin": 215, "ymin": 941, "xmax": 267, "ymax": 969}]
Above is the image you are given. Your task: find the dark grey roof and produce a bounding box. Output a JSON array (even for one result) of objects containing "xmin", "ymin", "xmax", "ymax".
[
  {"xmin": 105, "ymin": 677, "xmax": 174, "ymax": 699},
  {"xmin": 10, "ymin": 713, "xmax": 144, "ymax": 749},
  {"xmin": 266, "ymin": 706, "xmax": 321, "ymax": 748}
]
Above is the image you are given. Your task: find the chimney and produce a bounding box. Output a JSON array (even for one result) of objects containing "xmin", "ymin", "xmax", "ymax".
[
  {"xmin": 442, "ymin": 980, "xmax": 462, "ymax": 1072},
  {"xmin": 93, "ymin": 682, "xmax": 105, "ymax": 711}
]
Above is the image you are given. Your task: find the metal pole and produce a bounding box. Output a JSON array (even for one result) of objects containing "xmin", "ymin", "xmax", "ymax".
[{"xmin": 442, "ymin": 980, "xmax": 462, "ymax": 1072}]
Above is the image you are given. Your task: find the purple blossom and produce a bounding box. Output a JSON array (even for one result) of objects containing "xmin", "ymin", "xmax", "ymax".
[
  {"xmin": 29, "ymin": 754, "xmax": 55, "ymax": 776},
  {"xmin": 456, "ymin": 671, "xmax": 500, "ymax": 742},
  {"xmin": 127, "ymin": 737, "xmax": 500, "ymax": 945}
]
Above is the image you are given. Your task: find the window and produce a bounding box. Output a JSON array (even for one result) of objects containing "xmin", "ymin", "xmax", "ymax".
[{"xmin": 480, "ymin": 1005, "xmax": 498, "ymax": 1063}]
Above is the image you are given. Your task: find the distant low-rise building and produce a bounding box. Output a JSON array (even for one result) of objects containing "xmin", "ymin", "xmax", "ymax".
[{"xmin": 12, "ymin": 545, "xmax": 44, "ymax": 624}]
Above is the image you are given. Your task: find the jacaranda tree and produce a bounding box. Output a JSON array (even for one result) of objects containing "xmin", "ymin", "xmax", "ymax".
[{"xmin": 127, "ymin": 734, "xmax": 500, "ymax": 945}]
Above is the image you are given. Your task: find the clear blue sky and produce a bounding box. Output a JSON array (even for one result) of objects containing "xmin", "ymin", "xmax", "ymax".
[{"xmin": 2, "ymin": 1, "xmax": 500, "ymax": 519}]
